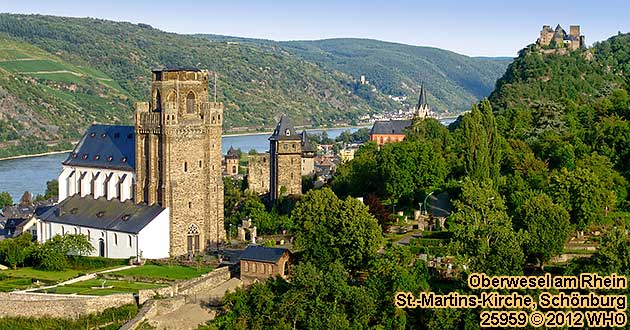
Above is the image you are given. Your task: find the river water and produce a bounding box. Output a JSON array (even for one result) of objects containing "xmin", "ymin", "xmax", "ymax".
[{"xmin": 0, "ymin": 119, "xmax": 455, "ymax": 201}]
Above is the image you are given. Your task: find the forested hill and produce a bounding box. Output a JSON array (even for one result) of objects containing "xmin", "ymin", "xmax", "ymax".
[
  {"xmin": 201, "ymin": 35, "xmax": 512, "ymax": 113},
  {"xmin": 0, "ymin": 14, "xmax": 509, "ymax": 158},
  {"xmin": 0, "ymin": 14, "xmax": 390, "ymax": 157}
]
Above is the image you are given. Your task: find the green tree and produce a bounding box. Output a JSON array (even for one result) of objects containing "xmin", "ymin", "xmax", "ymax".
[
  {"xmin": 0, "ymin": 233, "xmax": 34, "ymax": 269},
  {"xmin": 32, "ymin": 234, "xmax": 94, "ymax": 271},
  {"xmin": 292, "ymin": 188, "xmax": 383, "ymax": 271},
  {"xmin": 450, "ymin": 179, "xmax": 524, "ymax": 275},
  {"xmin": 460, "ymin": 100, "xmax": 502, "ymax": 183},
  {"xmin": 590, "ymin": 226, "xmax": 630, "ymax": 274},
  {"xmin": 0, "ymin": 191, "xmax": 12, "ymax": 207},
  {"xmin": 517, "ymin": 194, "xmax": 570, "ymax": 268},
  {"xmin": 550, "ymin": 167, "xmax": 616, "ymax": 229}
]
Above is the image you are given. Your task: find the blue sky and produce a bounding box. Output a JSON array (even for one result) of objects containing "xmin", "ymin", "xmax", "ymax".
[{"xmin": 2, "ymin": 0, "xmax": 628, "ymax": 56}]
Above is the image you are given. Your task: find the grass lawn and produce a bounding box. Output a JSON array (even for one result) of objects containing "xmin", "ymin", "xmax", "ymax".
[
  {"xmin": 36, "ymin": 279, "xmax": 164, "ymax": 296},
  {"xmin": 2, "ymin": 267, "xmax": 86, "ymax": 282},
  {"xmin": 110, "ymin": 264, "xmax": 214, "ymax": 281}
]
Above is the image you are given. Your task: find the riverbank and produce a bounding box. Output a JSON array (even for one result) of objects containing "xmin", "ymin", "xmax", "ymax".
[{"xmin": 0, "ymin": 150, "xmax": 72, "ymax": 162}]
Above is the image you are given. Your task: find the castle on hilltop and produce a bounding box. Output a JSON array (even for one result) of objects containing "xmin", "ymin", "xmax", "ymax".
[{"xmin": 537, "ymin": 24, "xmax": 585, "ymax": 50}]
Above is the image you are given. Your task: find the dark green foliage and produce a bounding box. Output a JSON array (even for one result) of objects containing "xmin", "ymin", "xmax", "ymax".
[
  {"xmin": 0, "ymin": 191, "xmax": 13, "ymax": 207},
  {"xmin": 31, "ymin": 234, "xmax": 95, "ymax": 271},
  {"xmin": 0, "ymin": 233, "xmax": 35, "ymax": 269},
  {"xmin": 291, "ymin": 188, "xmax": 383, "ymax": 271},
  {"xmin": 450, "ymin": 179, "xmax": 524, "ymax": 275},
  {"xmin": 517, "ymin": 194, "xmax": 570, "ymax": 267}
]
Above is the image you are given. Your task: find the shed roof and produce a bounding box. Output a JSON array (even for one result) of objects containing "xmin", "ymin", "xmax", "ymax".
[{"xmin": 240, "ymin": 245, "xmax": 289, "ymax": 263}]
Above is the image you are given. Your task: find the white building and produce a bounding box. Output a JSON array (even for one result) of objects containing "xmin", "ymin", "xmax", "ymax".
[
  {"xmin": 37, "ymin": 195, "xmax": 170, "ymax": 259},
  {"xmin": 36, "ymin": 124, "xmax": 170, "ymax": 259},
  {"xmin": 58, "ymin": 125, "xmax": 135, "ymax": 202}
]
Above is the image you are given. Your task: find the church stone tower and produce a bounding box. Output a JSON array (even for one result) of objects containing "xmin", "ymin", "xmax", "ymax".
[
  {"xmin": 134, "ymin": 69, "xmax": 225, "ymax": 256},
  {"xmin": 269, "ymin": 115, "xmax": 302, "ymax": 202}
]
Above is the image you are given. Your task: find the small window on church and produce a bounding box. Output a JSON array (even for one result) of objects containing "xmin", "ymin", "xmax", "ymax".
[
  {"xmin": 186, "ymin": 91, "xmax": 195, "ymax": 114},
  {"xmin": 189, "ymin": 201, "xmax": 192, "ymax": 209},
  {"xmin": 199, "ymin": 160, "xmax": 202, "ymax": 168},
  {"xmin": 128, "ymin": 235, "xmax": 132, "ymax": 247},
  {"xmin": 114, "ymin": 233, "xmax": 118, "ymax": 246},
  {"xmin": 87, "ymin": 230, "xmax": 91, "ymax": 240},
  {"xmin": 285, "ymin": 128, "xmax": 290, "ymax": 136},
  {"xmin": 184, "ymin": 162, "xmax": 188, "ymax": 172},
  {"xmin": 283, "ymin": 144, "xmax": 288, "ymax": 151}
]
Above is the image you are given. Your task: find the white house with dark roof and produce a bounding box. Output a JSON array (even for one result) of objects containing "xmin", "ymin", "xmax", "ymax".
[
  {"xmin": 37, "ymin": 195, "xmax": 169, "ymax": 259},
  {"xmin": 37, "ymin": 123, "xmax": 170, "ymax": 259},
  {"xmin": 58, "ymin": 125, "xmax": 135, "ymax": 202}
]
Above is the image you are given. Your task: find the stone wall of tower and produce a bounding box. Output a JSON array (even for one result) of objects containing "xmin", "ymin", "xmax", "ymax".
[
  {"xmin": 272, "ymin": 140, "xmax": 302, "ymax": 198},
  {"xmin": 247, "ymin": 154, "xmax": 270, "ymax": 195},
  {"xmin": 135, "ymin": 69, "xmax": 225, "ymax": 256}
]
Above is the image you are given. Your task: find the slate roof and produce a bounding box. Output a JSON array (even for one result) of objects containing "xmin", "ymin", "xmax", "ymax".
[
  {"xmin": 63, "ymin": 124, "xmax": 135, "ymax": 171},
  {"xmin": 417, "ymin": 84, "xmax": 428, "ymax": 108},
  {"xmin": 240, "ymin": 245, "xmax": 289, "ymax": 263},
  {"xmin": 38, "ymin": 195, "xmax": 165, "ymax": 234},
  {"xmin": 226, "ymin": 146, "xmax": 239, "ymax": 159},
  {"xmin": 300, "ymin": 130, "xmax": 315, "ymax": 153},
  {"xmin": 270, "ymin": 114, "xmax": 300, "ymax": 141},
  {"xmin": 370, "ymin": 120, "xmax": 412, "ymax": 135}
]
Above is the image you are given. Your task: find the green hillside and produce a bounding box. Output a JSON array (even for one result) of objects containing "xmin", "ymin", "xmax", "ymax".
[
  {"xmin": 0, "ymin": 34, "xmax": 132, "ymax": 157},
  {"xmin": 202, "ymin": 35, "xmax": 512, "ymax": 114},
  {"xmin": 0, "ymin": 14, "xmax": 509, "ymax": 157}
]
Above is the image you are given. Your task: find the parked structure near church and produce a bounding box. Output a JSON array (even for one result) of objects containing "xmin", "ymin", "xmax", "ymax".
[{"xmin": 37, "ymin": 68, "xmax": 226, "ymax": 258}]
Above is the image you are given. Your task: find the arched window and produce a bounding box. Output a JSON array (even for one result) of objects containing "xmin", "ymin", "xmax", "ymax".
[
  {"xmin": 187, "ymin": 224, "xmax": 200, "ymax": 254},
  {"xmin": 128, "ymin": 235, "xmax": 132, "ymax": 247},
  {"xmin": 184, "ymin": 162, "xmax": 188, "ymax": 172},
  {"xmin": 232, "ymin": 165, "xmax": 237, "ymax": 174},
  {"xmin": 61, "ymin": 225, "xmax": 65, "ymax": 236},
  {"xmin": 186, "ymin": 91, "xmax": 195, "ymax": 114},
  {"xmin": 87, "ymin": 230, "xmax": 91, "ymax": 240},
  {"xmin": 114, "ymin": 233, "xmax": 118, "ymax": 246}
]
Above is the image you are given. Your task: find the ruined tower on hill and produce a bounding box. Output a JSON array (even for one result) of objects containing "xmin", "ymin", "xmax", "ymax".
[{"xmin": 134, "ymin": 68, "xmax": 225, "ymax": 256}]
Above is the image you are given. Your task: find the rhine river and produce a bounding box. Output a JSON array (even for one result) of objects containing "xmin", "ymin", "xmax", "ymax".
[{"xmin": 0, "ymin": 119, "xmax": 455, "ymax": 201}]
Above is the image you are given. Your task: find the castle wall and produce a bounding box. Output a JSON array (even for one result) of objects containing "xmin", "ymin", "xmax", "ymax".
[
  {"xmin": 0, "ymin": 292, "xmax": 135, "ymax": 319},
  {"xmin": 247, "ymin": 154, "xmax": 270, "ymax": 195}
]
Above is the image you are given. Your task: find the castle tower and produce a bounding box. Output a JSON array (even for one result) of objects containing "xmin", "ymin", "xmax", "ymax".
[
  {"xmin": 269, "ymin": 115, "xmax": 302, "ymax": 202},
  {"xmin": 415, "ymin": 84, "xmax": 430, "ymax": 118},
  {"xmin": 134, "ymin": 69, "xmax": 225, "ymax": 256},
  {"xmin": 225, "ymin": 146, "xmax": 239, "ymax": 176},
  {"xmin": 300, "ymin": 130, "xmax": 315, "ymax": 177}
]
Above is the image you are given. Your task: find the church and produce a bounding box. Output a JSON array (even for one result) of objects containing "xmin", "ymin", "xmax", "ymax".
[{"xmin": 36, "ymin": 68, "xmax": 226, "ymax": 259}]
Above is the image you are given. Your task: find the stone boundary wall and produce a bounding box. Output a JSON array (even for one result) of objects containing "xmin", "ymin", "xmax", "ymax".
[
  {"xmin": 179, "ymin": 266, "xmax": 231, "ymax": 295},
  {"xmin": 137, "ymin": 266, "xmax": 230, "ymax": 304},
  {"xmin": 120, "ymin": 296, "xmax": 186, "ymax": 330},
  {"xmin": 0, "ymin": 292, "xmax": 135, "ymax": 319}
]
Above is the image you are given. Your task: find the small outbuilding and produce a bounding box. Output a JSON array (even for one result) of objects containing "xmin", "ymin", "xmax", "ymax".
[{"xmin": 239, "ymin": 245, "xmax": 290, "ymax": 284}]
